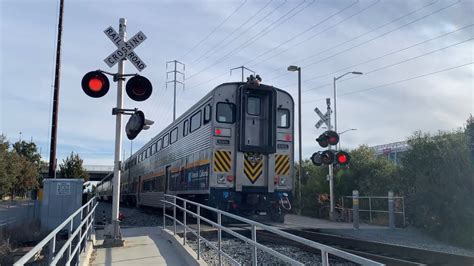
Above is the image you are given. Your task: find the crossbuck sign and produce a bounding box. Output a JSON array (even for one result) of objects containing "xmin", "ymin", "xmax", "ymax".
[
  {"xmin": 314, "ymin": 107, "xmax": 331, "ymax": 129},
  {"xmin": 103, "ymin": 26, "xmax": 147, "ymax": 71}
]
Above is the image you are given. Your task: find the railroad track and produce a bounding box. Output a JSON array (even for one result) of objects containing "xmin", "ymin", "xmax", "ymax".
[{"xmin": 268, "ymin": 229, "xmax": 474, "ymax": 265}]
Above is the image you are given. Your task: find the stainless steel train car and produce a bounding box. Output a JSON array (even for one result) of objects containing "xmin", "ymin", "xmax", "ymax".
[{"xmin": 98, "ymin": 78, "xmax": 294, "ymax": 221}]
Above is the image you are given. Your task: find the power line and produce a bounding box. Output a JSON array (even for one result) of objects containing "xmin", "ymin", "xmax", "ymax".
[
  {"xmin": 303, "ymin": 62, "xmax": 473, "ymax": 103},
  {"xmin": 179, "ymin": 0, "xmax": 248, "ymax": 60},
  {"xmin": 303, "ymin": 36, "xmax": 473, "ymax": 92},
  {"xmin": 247, "ymin": 0, "xmax": 380, "ymax": 68},
  {"xmin": 294, "ymin": 23, "xmax": 473, "ymax": 88},
  {"xmin": 264, "ymin": 0, "xmax": 441, "ymax": 82},
  {"xmin": 243, "ymin": 0, "xmax": 363, "ymax": 66},
  {"xmin": 186, "ymin": 0, "xmax": 313, "ymax": 81},
  {"xmin": 190, "ymin": 0, "xmax": 274, "ymax": 65}
]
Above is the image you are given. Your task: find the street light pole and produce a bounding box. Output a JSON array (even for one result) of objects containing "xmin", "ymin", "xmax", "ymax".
[
  {"xmin": 333, "ymin": 71, "xmax": 363, "ymax": 145},
  {"xmin": 288, "ymin": 65, "xmax": 302, "ymax": 213},
  {"xmin": 330, "ymin": 71, "xmax": 362, "ymax": 221}
]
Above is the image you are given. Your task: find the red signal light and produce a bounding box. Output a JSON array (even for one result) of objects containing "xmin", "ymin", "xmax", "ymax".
[
  {"xmin": 81, "ymin": 71, "xmax": 109, "ymax": 98},
  {"xmin": 335, "ymin": 151, "xmax": 350, "ymax": 166},
  {"xmin": 89, "ymin": 78, "xmax": 103, "ymax": 92}
]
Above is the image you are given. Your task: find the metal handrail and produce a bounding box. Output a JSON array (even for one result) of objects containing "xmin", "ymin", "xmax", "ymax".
[
  {"xmin": 339, "ymin": 195, "xmax": 406, "ymax": 226},
  {"xmin": 162, "ymin": 194, "xmax": 383, "ymax": 266},
  {"xmin": 14, "ymin": 197, "xmax": 98, "ymax": 266}
]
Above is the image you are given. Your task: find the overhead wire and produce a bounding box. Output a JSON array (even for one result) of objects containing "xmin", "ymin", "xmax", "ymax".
[
  {"xmin": 303, "ymin": 62, "xmax": 473, "ymax": 103},
  {"xmin": 186, "ymin": 0, "xmax": 314, "ymax": 81},
  {"xmin": 264, "ymin": 0, "xmax": 440, "ymax": 81},
  {"xmin": 190, "ymin": 0, "xmax": 275, "ymax": 65},
  {"xmin": 301, "ymin": 36, "xmax": 473, "ymax": 93},
  {"xmin": 242, "ymin": 0, "xmax": 362, "ymax": 66},
  {"xmin": 271, "ymin": 23, "xmax": 474, "ymax": 91},
  {"xmin": 179, "ymin": 0, "xmax": 248, "ymax": 61}
]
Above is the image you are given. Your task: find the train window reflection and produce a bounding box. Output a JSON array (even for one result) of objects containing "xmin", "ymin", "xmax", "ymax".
[
  {"xmin": 191, "ymin": 111, "xmax": 202, "ymax": 132},
  {"xmin": 216, "ymin": 102, "xmax": 235, "ymax": 123},
  {"xmin": 277, "ymin": 108, "xmax": 290, "ymax": 128},
  {"xmin": 247, "ymin": 96, "xmax": 261, "ymax": 116},
  {"xmin": 170, "ymin": 127, "xmax": 178, "ymax": 143}
]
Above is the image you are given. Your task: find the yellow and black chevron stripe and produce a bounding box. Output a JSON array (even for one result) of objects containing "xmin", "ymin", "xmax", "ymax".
[
  {"xmin": 275, "ymin": 154, "xmax": 290, "ymax": 176},
  {"xmin": 244, "ymin": 155, "xmax": 263, "ymax": 184},
  {"xmin": 213, "ymin": 150, "xmax": 231, "ymax": 173}
]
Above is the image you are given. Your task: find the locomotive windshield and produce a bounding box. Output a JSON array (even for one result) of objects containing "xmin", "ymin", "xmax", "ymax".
[{"xmin": 216, "ymin": 102, "xmax": 235, "ymax": 123}]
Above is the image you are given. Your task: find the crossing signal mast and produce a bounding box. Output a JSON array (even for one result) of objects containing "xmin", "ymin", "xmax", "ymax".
[{"xmin": 81, "ymin": 18, "xmax": 153, "ymax": 246}]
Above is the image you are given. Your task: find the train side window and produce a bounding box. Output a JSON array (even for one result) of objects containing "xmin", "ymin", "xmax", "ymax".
[
  {"xmin": 156, "ymin": 139, "xmax": 162, "ymax": 152},
  {"xmin": 183, "ymin": 120, "xmax": 189, "ymax": 136},
  {"xmin": 190, "ymin": 111, "xmax": 202, "ymax": 132},
  {"xmin": 247, "ymin": 96, "xmax": 261, "ymax": 116},
  {"xmin": 277, "ymin": 108, "xmax": 290, "ymax": 128},
  {"xmin": 216, "ymin": 102, "xmax": 235, "ymax": 123},
  {"xmin": 147, "ymin": 147, "xmax": 152, "ymax": 157},
  {"xmin": 163, "ymin": 134, "xmax": 170, "ymax": 148},
  {"xmin": 170, "ymin": 127, "xmax": 178, "ymax": 143},
  {"xmin": 151, "ymin": 143, "xmax": 156, "ymax": 154},
  {"xmin": 204, "ymin": 104, "xmax": 212, "ymax": 124}
]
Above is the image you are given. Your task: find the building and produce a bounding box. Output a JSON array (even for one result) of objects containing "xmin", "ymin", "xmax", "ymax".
[{"xmin": 370, "ymin": 141, "xmax": 409, "ymax": 165}]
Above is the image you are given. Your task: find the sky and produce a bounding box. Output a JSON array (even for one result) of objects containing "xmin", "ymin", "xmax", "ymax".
[{"xmin": 1, "ymin": 0, "xmax": 473, "ymax": 166}]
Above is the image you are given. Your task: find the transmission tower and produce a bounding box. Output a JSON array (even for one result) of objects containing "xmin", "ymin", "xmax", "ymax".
[{"xmin": 166, "ymin": 60, "xmax": 185, "ymax": 121}]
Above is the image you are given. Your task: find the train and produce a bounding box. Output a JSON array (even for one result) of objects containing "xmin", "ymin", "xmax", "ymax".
[{"xmin": 97, "ymin": 76, "xmax": 294, "ymax": 222}]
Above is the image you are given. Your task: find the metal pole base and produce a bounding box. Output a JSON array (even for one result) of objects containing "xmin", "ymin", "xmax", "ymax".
[{"xmin": 102, "ymin": 221, "xmax": 124, "ymax": 247}]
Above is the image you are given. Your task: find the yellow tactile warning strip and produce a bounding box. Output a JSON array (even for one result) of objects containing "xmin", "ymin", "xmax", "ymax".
[
  {"xmin": 275, "ymin": 154, "xmax": 290, "ymax": 176},
  {"xmin": 213, "ymin": 150, "xmax": 232, "ymax": 172},
  {"xmin": 244, "ymin": 153, "xmax": 263, "ymax": 183}
]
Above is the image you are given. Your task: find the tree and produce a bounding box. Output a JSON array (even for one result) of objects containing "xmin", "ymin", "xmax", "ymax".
[
  {"xmin": 0, "ymin": 136, "xmax": 14, "ymax": 198},
  {"xmin": 400, "ymin": 129, "xmax": 474, "ymax": 247},
  {"xmin": 59, "ymin": 152, "xmax": 89, "ymax": 181},
  {"xmin": 12, "ymin": 140, "xmax": 41, "ymax": 166}
]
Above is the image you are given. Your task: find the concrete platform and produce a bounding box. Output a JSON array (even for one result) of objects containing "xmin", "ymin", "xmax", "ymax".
[
  {"xmin": 282, "ymin": 214, "xmax": 387, "ymax": 229},
  {"xmin": 90, "ymin": 226, "xmax": 201, "ymax": 266}
]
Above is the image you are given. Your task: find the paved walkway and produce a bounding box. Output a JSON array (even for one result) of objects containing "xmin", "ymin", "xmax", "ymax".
[
  {"xmin": 283, "ymin": 214, "xmax": 386, "ymax": 229},
  {"xmin": 91, "ymin": 226, "xmax": 188, "ymax": 265}
]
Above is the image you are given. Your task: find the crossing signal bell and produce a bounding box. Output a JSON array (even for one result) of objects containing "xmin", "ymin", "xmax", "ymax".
[
  {"xmin": 81, "ymin": 71, "xmax": 110, "ymax": 98},
  {"xmin": 126, "ymin": 111, "xmax": 154, "ymax": 140}
]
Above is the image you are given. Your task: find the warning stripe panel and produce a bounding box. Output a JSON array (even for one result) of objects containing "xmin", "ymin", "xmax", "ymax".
[
  {"xmin": 213, "ymin": 150, "xmax": 232, "ymax": 172},
  {"xmin": 275, "ymin": 154, "xmax": 290, "ymax": 175},
  {"xmin": 244, "ymin": 159, "xmax": 263, "ymax": 183}
]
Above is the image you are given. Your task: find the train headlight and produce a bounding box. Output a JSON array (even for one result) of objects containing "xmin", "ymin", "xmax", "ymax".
[
  {"xmin": 217, "ymin": 174, "xmax": 227, "ymax": 184},
  {"xmin": 279, "ymin": 177, "xmax": 287, "ymax": 186}
]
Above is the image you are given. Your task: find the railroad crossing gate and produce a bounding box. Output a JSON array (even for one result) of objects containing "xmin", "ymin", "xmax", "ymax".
[{"xmin": 103, "ymin": 26, "xmax": 147, "ymax": 71}]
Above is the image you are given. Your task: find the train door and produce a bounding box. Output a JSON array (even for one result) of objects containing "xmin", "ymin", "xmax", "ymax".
[{"xmin": 236, "ymin": 84, "xmax": 276, "ymax": 191}]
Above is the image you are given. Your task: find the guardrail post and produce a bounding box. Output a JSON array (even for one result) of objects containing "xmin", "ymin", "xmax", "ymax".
[
  {"xmin": 183, "ymin": 201, "xmax": 187, "ymax": 245},
  {"xmin": 48, "ymin": 235, "xmax": 56, "ymax": 264},
  {"xmin": 197, "ymin": 206, "xmax": 201, "ymax": 260},
  {"xmin": 162, "ymin": 199, "xmax": 166, "ymax": 229},
  {"xmin": 218, "ymin": 212, "xmax": 222, "ymax": 266},
  {"xmin": 173, "ymin": 197, "xmax": 177, "ymax": 235},
  {"xmin": 352, "ymin": 190, "xmax": 359, "ymax": 229},
  {"xmin": 251, "ymin": 225, "xmax": 257, "ymax": 265},
  {"xmin": 388, "ymin": 191, "xmax": 395, "ymax": 229},
  {"xmin": 321, "ymin": 250, "xmax": 329, "ymax": 266},
  {"xmin": 368, "ymin": 197, "xmax": 372, "ymax": 223}
]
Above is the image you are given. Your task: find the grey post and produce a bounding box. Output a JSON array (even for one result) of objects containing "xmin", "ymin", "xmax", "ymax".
[
  {"xmin": 388, "ymin": 191, "xmax": 395, "ymax": 229},
  {"xmin": 111, "ymin": 17, "xmax": 126, "ymax": 242},
  {"xmin": 252, "ymin": 225, "xmax": 257, "ymax": 265},
  {"xmin": 183, "ymin": 200, "xmax": 187, "ymax": 245},
  {"xmin": 327, "ymin": 98, "xmax": 335, "ymax": 221},
  {"xmin": 352, "ymin": 190, "xmax": 359, "ymax": 229}
]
